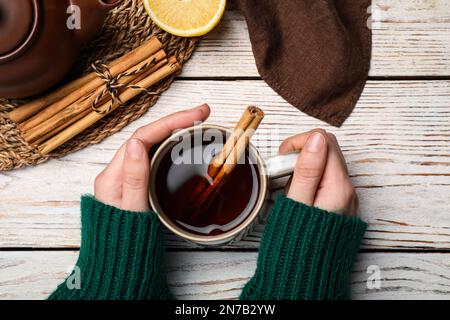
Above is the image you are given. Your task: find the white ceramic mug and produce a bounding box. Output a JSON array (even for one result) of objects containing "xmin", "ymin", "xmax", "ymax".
[{"xmin": 149, "ymin": 124, "xmax": 298, "ymax": 246}]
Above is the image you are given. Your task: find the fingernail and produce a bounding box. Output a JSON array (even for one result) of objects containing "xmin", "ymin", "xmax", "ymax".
[
  {"xmin": 126, "ymin": 139, "xmax": 144, "ymax": 160},
  {"xmin": 194, "ymin": 103, "xmax": 209, "ymax": 112},
  {"xmin": 306, "ymin": 132, "xmax": 325, "ymax": 152},
  {"xmin": 192, "ymin": 103, "xmax": 205, "ymax": 109}
]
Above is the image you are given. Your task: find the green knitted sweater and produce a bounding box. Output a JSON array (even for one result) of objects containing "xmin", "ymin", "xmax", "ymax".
[{"xmin": 48, "ymin": 195, "xmax": 367, "ymax": 300}]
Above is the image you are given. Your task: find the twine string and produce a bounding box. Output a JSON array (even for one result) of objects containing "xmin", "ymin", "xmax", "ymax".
[{"xmin": 90, "ymin": 57, "xmax": 159, "ymax": 114}]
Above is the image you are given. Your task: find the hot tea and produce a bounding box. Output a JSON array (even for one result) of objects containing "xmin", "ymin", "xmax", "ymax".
[{"xmin": 154, "ymin": 130, "xmax": 260, "ymax": 236}]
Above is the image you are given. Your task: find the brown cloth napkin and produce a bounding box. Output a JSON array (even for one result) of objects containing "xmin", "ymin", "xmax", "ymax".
[{"xmin": 237, "ymin": 0, "xmax": 372, "ymax": 126}]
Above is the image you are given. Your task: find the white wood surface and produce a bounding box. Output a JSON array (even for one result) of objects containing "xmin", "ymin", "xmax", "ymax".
[
  {"xmin": 182, "ymin": 0, "xmax": 450, "ymax": 77},
  {"xmin": 1, "ymin": 251, "xmax": 449, "ymax": 300},
  {"xmin": 0, "ymin": 0, "xmax": 449, "ymax": 300},
  {"xmin": 1, "ymin": 80, "xmax": 449, "ymax": 249}
]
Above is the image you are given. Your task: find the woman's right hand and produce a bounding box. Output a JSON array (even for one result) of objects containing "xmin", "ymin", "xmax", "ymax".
[
  {"xmin": 94, "ymin": 104, "xmax": 211, "ymax": 212},
  {"xmin": 279, "ymin": 129, "xmax": 358, "ymax": 216}
]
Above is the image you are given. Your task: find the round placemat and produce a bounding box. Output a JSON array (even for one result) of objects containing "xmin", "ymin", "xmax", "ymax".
[{"xmin": 0, "ymin": 0, "xmax": 197, "ymax": 171}]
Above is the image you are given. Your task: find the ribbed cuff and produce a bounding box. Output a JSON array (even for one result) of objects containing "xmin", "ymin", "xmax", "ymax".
[
  {"xmin": 241, "ymin": 195, "xmax": 367, "ymax": 300},
  {"xmin": 48, "ymin": 195, "xmax": 172, "ymax": 300}
]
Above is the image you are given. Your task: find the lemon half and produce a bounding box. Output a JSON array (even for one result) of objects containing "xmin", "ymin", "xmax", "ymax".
[{"xmin": 143, "ymin": 0, "xmax": 226, "ymax": 37}]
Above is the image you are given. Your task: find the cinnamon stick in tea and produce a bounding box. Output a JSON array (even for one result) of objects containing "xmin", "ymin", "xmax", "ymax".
[
  {"xmin": 23, "ymin": 57, "xmax": 169, "ymax": 144},
  {"xmin": 192, "ymin": 107, "xmax": 264, "ymax": 211},
  {"xmin": 38, "ymin": 57, "xmax": 181, "ymax": 155},
  {"xmin": 19, "ymin": 38, "xmax": 164, "ymax": 132},
  {"xmin": 208, "ymin": 106, "xmax": 263, "ymax": 178}
]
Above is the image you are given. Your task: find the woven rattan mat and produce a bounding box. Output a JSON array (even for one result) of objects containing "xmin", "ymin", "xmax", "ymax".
[{"xmin": 0, "ymin": 0, "xmax": 197, "ymax": 171}]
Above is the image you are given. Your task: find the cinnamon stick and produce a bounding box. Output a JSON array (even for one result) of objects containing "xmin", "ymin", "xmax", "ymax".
[
  {"xmin": 23, "ymin": 57, "xmax": 169, "ymax": 144},
  {"xmin": 31, "ymin": 108, "xmax": 91, "ymax": 146},
  {"xmin": 7, "ymin": 73, "xmax": 97, "ymax": 123},
  {"xmin": 8, "ymin": 37, "xmax": 163, "ymax": 124},
  {"xmin": 38, "ymin": 57, "xmax": 181, "ymax": 155},
  {"xmin": 192, "ymin": 107, "xmax": 264, "ymax": 212},
  {"xmin": 19, "ymin": 38, "xmax": 164, "ymax": 132},
  {"xmin": 208, "ymin": 106, "xmax": 263, "ymax": 178}
]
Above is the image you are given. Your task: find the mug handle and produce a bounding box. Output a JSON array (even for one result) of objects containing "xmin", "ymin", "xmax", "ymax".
[{"xmin": 264, "ymin": 152, "xmax": 300, "ymax": 179}]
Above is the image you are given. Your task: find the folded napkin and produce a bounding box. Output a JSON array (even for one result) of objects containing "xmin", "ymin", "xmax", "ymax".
[{"xmin": 238, "ymin": 0, "xmax": 372, "ymax": 126}]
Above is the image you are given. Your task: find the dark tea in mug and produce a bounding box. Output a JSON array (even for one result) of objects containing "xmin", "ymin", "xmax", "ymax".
[{"xmin": 154, "ymin": 129, "xmax": 260, "ymax": 236}]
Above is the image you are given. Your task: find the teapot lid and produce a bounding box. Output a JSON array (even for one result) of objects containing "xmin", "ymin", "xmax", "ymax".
[{"xmin": 0, "ymin": 0, "xmax": 40, "ymax": 61}]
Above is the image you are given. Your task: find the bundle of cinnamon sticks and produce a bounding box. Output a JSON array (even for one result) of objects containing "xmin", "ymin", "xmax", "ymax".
[
  {"xmin": 7, "ymin": 37, "xmax": 180, "ymax": 155},
  {"xmin": 192, "ymin": 106, "xmax": 265, "ymax": 212}
]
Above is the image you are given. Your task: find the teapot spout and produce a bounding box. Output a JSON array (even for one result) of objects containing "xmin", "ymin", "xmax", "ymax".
[{"xmin": 70, "ymin": 0, "xmax": 121, "ymax": 44}]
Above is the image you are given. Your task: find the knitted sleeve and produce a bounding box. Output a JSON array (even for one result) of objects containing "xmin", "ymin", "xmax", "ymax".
[
  {"xmin": 240, "ymin": 195, "xmax": 367, "ymax": 300},
  {"xmin": 48, "ymin": 195, "xmax": 172, "ymax": 300}
]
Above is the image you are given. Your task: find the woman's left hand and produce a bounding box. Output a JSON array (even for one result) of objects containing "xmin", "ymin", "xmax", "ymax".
[{"xmin": 94, "ymin": 104, "xmax": 211, "ymax": 212}]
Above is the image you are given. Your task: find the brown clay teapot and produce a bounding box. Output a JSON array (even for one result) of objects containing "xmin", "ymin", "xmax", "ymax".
[{"xmin": 0, "ymin": 0, "xmax": 120, "ymax": 99}]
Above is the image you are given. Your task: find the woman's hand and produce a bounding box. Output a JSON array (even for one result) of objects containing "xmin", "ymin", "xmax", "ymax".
[
  {"xmin": 279, "ymin": 129, "xmax": 358, "ymax": 216},
  {"xmin": 94, "ymin": 104, "xmax": 211, "ymax": 212}
]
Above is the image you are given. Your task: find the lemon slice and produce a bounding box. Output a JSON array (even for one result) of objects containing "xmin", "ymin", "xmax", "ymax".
[{"xmin": 143, "ymin": 0, "xmax": 226, "ymax": 37}]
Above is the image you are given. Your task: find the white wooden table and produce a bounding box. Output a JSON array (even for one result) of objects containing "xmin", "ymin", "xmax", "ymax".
[{"xmin": 1, "ymin": 0, "xmax": 449, "ymax": 300}]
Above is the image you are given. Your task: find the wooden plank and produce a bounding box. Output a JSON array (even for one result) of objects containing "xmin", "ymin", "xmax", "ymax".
[
  {"xmin": 0, "ymin": 80, "xmax": 449, "ymax": 249},
  {"xmin": 181, "ymin": 0, "xmax": 450, "ymax": 77},
  {"xmin": 1, "ymin": 251, "xmax": 449, "ymax": 300}
]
